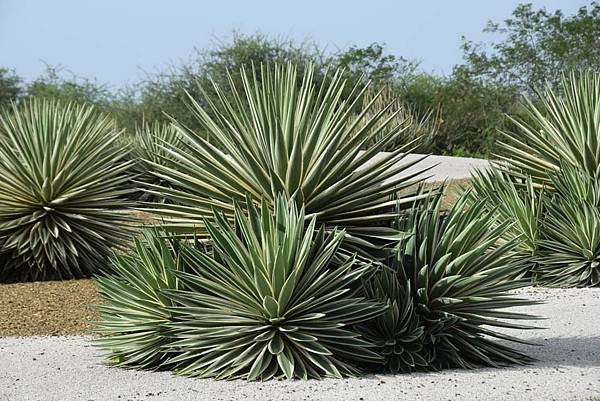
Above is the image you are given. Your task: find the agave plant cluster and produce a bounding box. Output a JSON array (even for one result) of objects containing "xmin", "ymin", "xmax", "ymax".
[
  {"xmin": 0, "ymin": 60, "xmax": 539, "ymax": 378},
  {"xmin": 94, "ymin": 63, "xmax": 537, "ymax": 379},
  {"xmin": 469, "ymin": 71, "xmax": 600, "ymax": 287}
]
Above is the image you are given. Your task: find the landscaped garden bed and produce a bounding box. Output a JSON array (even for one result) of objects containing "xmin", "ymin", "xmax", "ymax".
[{"xmin": 1, "ymin": 63, "xmax": 599, "ymax": 393}]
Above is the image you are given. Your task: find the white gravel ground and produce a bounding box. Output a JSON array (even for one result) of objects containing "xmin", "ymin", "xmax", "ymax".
[
  {"xmin": 1, "ymin": 287, "xmax": 599, "ymax": 401},
  {"xmin": 373, "ymin": 153, "xmax": 490, "ymax": 182}
]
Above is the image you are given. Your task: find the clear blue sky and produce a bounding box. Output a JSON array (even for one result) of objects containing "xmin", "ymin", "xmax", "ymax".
[{"xmin": 0, "ymin": 0, "xmax": 590, "ymax": 88}]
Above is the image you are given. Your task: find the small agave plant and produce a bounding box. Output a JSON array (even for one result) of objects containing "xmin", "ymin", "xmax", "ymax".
[
  {"xmin": 0, "ymin": 99, "xmax": 134, "ymax": 281},
  {"xmin": 95, "ymin": 229, "xmax": 184, "ymax": 370},
  {"xmin": 164, "ymin": 196, "xmax": 386, "ymax": 379},
  {"xmin": 470, "ymin": 71, "xmax": 600, "ymax": 287},
  {"xmin": 95, "ymin": 196, "xmax": 386, "ymax": 379},
  {"xmin": 355, "ymin": 191, "xmax": 538, "ymax": 372},
  {"xmin": 537, "ymin": 163, "xmax": 600, "ymax": 287},
  {"xmin": 499, "ymin": 71, "xmax": 600, "ymax": 186}
]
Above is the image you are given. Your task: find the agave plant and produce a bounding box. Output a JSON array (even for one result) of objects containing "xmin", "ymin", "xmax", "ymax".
[
  {"xmin": 394, "ymin": 192, "xmax": 537, "ymax": 369},
  {"xmin": 358, "ymin": 266, "xmax": 427, "ymax": 373},
  {"xmin": 0, "ymin": 99, "xmax": 134, "ymax": 282},
  {"xmin": 144, "ymin": 63, "xmax": 431, "ymax": 254},
  {"xmin": 351, "ymin": 86, "xmax": 439, "ymax": 153},
  {"xmin": 95, "ymin": 230, "xmax": 184, "ymax": 369},
  {"xmin": 130, "ymin": 121, "xmax": 183, "ymax": 201},
  {"xmin": 499, "ymin": 71, "xmax": 600, "ymax": 186},
  {"xmin": 467, "ymin": 168, "xmax": 545, "ymax": 269},
  {"xmin": 163, "ymin": 196, "xmax": 385, "ymax": 379},
  {"xmin": 536, "ymin": 164, "xmax": 600, "ymax": 287}
]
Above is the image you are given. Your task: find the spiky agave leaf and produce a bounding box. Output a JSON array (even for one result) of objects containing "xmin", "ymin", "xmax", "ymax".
[
  {"xmin": 395, "ymin": 192, "xmax": 538, "ymax": 369},
  {"xmin": 351, "ymin": 85, "xmax": 439, "ymax": 152},
  {"xmin": 131, "ymin": 121, "xmax": 184, "ymax": 201},
  {"xmin": 0, "ymin": 99, "xmax": 135, "ymax": 282},
  {"xmin": 358, "ymin": 266, "xmax": 427, "ymax": 373},
  {"xmin": 95, "ymin": 229, "xmax": 185, "ymax": 369},
  {"xmin": 143, "ymin": 63, "xmax": 431, "ymax": 255},
  {"xmin": 467, "ymin": 168, "xmax": 545, "ymax": 272},
  {"xmin": 536, "ymin": 164, "xmax": 600, "ymax": 287},
  {"xmin": 498, "ymin": 71, "xmax": 600, "ymax": 186},
  {"xmin": 163, "ymin": 196, "xmax": 385, "ymax": 380}
]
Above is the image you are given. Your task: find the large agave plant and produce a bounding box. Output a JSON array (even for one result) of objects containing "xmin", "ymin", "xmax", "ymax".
[
  {"xmin": 0, "ymin": 99, "xmax": 134, "ymax": 281},
  {"xmin": 394, "ymin": 193, "xmax": 537, "ymax": 369},
  {"xmin": 536, "ymin": 163, "xmax": 600, "ymax": 287},
  {"xmin": 499, "ymin": 71, "xmax": 600, "ymax": 186},
  {"xmin": 95, "ymin": 230, "xmax": 185, "ymax": 369},
  {"xmin": 164, "ymin": 196, "xmax": 385, "ymax": 379},
  {"xmin": 144, "ymin": 63, "xmax": 431, "ymax": 254}
]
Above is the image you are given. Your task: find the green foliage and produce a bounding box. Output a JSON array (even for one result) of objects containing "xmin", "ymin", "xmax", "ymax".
[
  {"xmin": 468, "ymin": 168, "xmax": 544, "ymax": 263},
  {"xmin": 335, "ymin": 43, "xmax": 419, "ymax": 86},
  {"xmin": 164, "ymin": 196, "xmax": 385, "ymax": 379},
  {"xmin": 130, "ymin": 121, "xmax": 184, "ymax": 201},
  {"xmin": 144, "ymin": 63, "xmax": 430, "ymax": 254},
  {"xmin": 0, "ymin": 68, "xmax": 22, "ymax": 109},
  {"xmin": 95, "ymin": 230, "xmax": 184, "ymax": 369},
  {"xmin": 537, "ymin": 164, "xmax": 600, "ymax": 287},
  {"xmin": 24, "ymin": 66, "xmax": 115, "ymax": 109},
  {"xmin": 392, "ymin": 193, "xmax": 536, "ymax": 369},
  {"xmin": 499, "ymin": 71, "xmax": 600, "ymax": 186},
  {"xmin": 393, "ymin": 71, "xmax": 519, "ymax": 156},
  {"xmin": 9, "ymin": 1, "xmax": 600, "ymax": 157},
  {"xmin": 462, "ymin": 2, "xmax": 600, "ymax": 94},
  {"xmin": 0, "ymin": 99, "xmax": 134, "ymax": 281},
  {"xmin": 359, "ymin": 266, "xmax": 427, "ymax": 373}
]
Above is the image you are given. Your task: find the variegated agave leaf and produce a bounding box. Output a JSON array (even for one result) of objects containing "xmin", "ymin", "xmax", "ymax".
[
  {"xmin": 95, "ymin": 229, "xmax": 185, "ymax": 369},
  {"xmin": 498, "ymin": 71, "xmax": 600, "ymax": 187},
  {"xmin": 0, "ymin": 99, "xmax": 135, "ymax": 281},
  {"xmin": 143, "ymin": 63, "xmax": 432, "ymax": 256},
  {"xmin": 164, "ymin": 196, "xmax": 386, "ymax": 380},
  {"xmin": 394, "ymin": 192, "xmax": 538, "ymax": 369},
  {"xmin": 467, "ymin": 168, "xmax": 545, "ymax": 276},
  {"xmin": 537, "ymin": 163, "xmax": 600, "ymax": 287}
]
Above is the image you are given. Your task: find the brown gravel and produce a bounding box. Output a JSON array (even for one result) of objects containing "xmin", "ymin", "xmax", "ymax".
[{"xmin": 0, "ymin": 279, "xmax": 101, "ymax": 336}]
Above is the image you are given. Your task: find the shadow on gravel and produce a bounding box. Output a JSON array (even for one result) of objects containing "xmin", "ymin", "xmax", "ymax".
[{"xmin": 513, "ymin": 335, "xmax": 600, "ymax": 368}]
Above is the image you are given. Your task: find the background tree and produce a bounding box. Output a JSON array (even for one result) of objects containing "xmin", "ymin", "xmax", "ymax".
[
  {"xmin": 3, "ymin": 2, "xmax": 596, "ymax": 157},
  {"xmin": 334, "ymin": 43, "xmax": 419, "ymax": 86},
  {"xmin": 24, "ymin": 65, "xmax": 114, "ymax": 106},
  {"xmin": 0, "ymin": 68, "xmax": 22, "ymax": 109},
  {"xmin": 131, "ymin": 33, "xmax": 327, "ymax": 133},
  {"xmin": 461, "ymin": 2, "xmax": 600, "ymax": 94}
]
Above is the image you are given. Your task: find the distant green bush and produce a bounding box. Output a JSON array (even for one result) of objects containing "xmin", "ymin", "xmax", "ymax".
[{"xmin": 5, "ymin": 2, "xmax": 600, "ymax": 157}]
